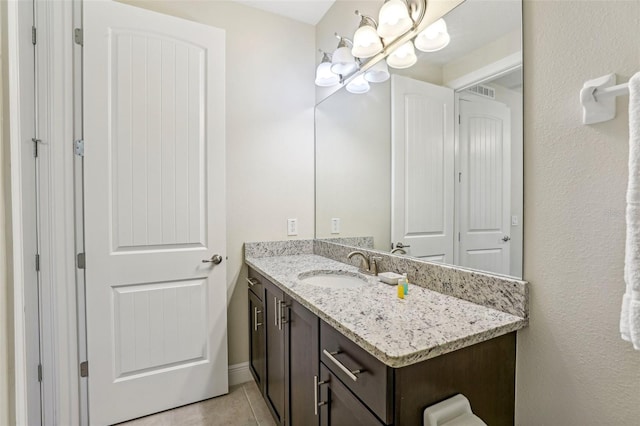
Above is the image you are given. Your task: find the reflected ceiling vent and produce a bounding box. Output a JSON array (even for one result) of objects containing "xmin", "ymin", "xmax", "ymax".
[{"xmin": 466, "ymin": 84, "xmax": 495, "ymax": 99}]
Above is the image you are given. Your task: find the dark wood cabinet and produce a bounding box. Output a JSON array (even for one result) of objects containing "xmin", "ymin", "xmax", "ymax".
[
  {"xmin": 254, "ymin": 274, "xmax": 320, "ymax": 426},
  {"xmin": 248, "ymin": 289, "xmax": 265, "ymax": 392},
  {"xmin": 286, "ymin": 297, "xmax": 319, "ymax": 426},
  {"xmin": 264, "ymin": 280, "xmax": 286, "ymax": 424},
  {"xmin": 320, "ymin": 321, "xmax": 393, "ymax": 424},
  {"xmin": 248, "ymin": 267, "xmax": 517, "ymax": 426},
  {"xmin": 318, "ymin": 364, "xmax": 384, "ymax": 426}
]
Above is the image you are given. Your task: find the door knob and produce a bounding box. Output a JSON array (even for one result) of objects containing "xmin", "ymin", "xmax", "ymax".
[
  {"xmin": 202, "ymin": 254, "xmax": 223, "ymax": 264},
  {"xmin": 502, "ymin": 236, "xmax": 511, "ymax": 242}
]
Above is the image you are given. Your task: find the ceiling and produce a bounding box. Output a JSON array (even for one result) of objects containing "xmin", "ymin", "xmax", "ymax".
[
  {"xmin": 231, "ymin": 0, "xmax": 336, "ymax": 25},
  {"xmin": 420, "ymin": 0, "xmax": 522, "ymax": 65}
]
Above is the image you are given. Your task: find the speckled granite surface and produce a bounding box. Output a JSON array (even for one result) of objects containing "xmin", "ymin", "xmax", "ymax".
[
  {"xmin": 316, "ymin": 237, "xmax": 374, "ymax": 249},
  {"xmin": 245, "ymin": 253, "xmax": 527, "ymax": 368},
  {"xmin": 244, "ymin": 240, "xmax": 314, "ymax": 258},
  {"xmin": 314, "ymin": 240, "xmax": 529, "ymax": 318}
]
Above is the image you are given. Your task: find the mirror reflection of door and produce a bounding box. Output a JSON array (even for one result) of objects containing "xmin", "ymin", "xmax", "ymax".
[
  {"xmin": 391, "ymin": 75, "xmax": 455, "ymax": 263},
  {"xmin": 457, "ymin": 95, "xmax": 511, "ymax": 275},
  {"xmin": 391, "ymin": 73, "xmax": 520, "ymax": 276}
]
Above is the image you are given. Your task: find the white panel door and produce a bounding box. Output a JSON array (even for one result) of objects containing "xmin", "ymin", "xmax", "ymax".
[
  {"xmin": 391, "ymin": 75, "xmax": 455, "ymax": 261},
  {"xmin": 83, "ymin": 2, "xmax": 227, "ymax": 424},
  {"xmin": 457, "ymin": 96, "xmax": 511, "ymax": 275}
]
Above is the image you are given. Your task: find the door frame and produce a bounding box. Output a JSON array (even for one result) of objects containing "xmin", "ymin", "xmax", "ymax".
[{"xmin": 7, "ymin": 0, "xmax": 82, "ymax": 424}]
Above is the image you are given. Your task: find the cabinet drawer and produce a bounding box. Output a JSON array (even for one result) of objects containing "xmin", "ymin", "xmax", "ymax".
[
  {"xmin": 320, "ymin": 321, "xmax": 393, "ymax": 424},
  {"xmin": 319, "ymin": 364, "xmax": 385, "ymax": 426},
  {"xmin": 247, "ymin": 268, "xmax": 265, "ymax": 299}
]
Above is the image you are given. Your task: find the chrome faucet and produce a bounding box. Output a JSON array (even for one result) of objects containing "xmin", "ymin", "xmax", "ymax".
[{"xmin": 347, "ymin": 251, "xmax": 383, "ymax": 276}]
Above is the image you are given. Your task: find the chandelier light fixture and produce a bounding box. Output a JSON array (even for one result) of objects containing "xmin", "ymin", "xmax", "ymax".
[
  {"xmin": 352, "ymin": 11, "xmax": 383, "ymax": 59},
  {"xmin": 364, "ymin": 60, "xmax": 391, "ymax": 83},
  {"xmin": 414, "ymin": 18, "xmax": 450, "ymax": 52},
  {"xmin": 377, "ymin": 0, "xmax": 413, "ymax": 39},
  {"xmin": 346, "ymin": 74, "xmax": 371, "ymax": 94},
  {"xmin": 386, "ymin": 41, "xmax": 417, "ymax": 69},
  {"xmin": 314, "ymin": 51, "xmax": 341, "ymax": 87},
  {"xmin": 330, "ymin": 35, "xmax": 358, "ymax": 76},
  {"xmin": 315, "ymin": 0, "xmax": 453, "ymax": 93}
]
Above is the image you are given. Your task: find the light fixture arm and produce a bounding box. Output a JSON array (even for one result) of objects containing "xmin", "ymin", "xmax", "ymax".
[
  {"xmin": 355, "ymin": 10, "xmax": 378, "ymax": 29},
  {"xmin": 334, "ymin": 33, "xmax": 354, "ymax": 48},
  {"xmin": 407, "ymin": 0, "xmax": 427, "ymax": 29},
  {"xmin": 318, "ymin": 49, "xmax": 332, "ymax": 63}
]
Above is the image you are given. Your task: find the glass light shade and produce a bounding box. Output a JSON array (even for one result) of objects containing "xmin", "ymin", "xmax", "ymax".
[
  {"xmin": 315, "ymin": 62, "xmax": 340, "ymax": 87},
  {"xmin": 346, "ymin": 75, "xmax": 370, "ymax": 94},
  {"xmin": 386, "ymin": 41, "xmax": 417, "ymax": 69},
  {"xmin": 414, "ymin": 19, "xmax": 450, "ymax": 52},
  {"xmin": 364, "ymin": 60, "xmax": 390, "ymax": 83},
  {"xmin": 331, "ymin": 46, "xmax": 358, "ymax": 75},
  {"xmin": 377, "ymin": 0, "xmax": 413, "ymax": 39},
  {"xmin": 352, "ymin": 25, "xmax": 383, "ymax": 59}
]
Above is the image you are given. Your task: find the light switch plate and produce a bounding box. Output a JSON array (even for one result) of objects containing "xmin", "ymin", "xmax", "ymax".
[
  {"xmin": 511, "ymin": 215, "xmax": 519, "ymax": 226},
  {"xmin": 331, "ymin": 218, "xmax": 340, "ymax": 234},
  {"xmin": 287, "ymin": 218, "xmax": 298, "ymax": 236}
]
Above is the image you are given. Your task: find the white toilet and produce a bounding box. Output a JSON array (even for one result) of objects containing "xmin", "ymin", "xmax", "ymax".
[{"xmin": 423, "ymin": 394, "xmax": 488, "ymax": 426}]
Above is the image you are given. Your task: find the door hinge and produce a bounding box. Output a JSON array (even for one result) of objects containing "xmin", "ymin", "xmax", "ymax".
[
  {"xmin": 458, "ymin": 232, "xmax": 461, "ymax": 242},
  {"xmin": 37, "ymin": 364, "xmax": 42, "ymax": 382},
  {"xmin": 35, "ymin": 254, "xmax": 40, "ymax": 272},
  {"xmin": 77, "ymin": 253, "xmax": 85, "ymax": 269},
  {"xmin": 74, "ymin": 28, "xmax": 83, "ymax": 46},
  {"xmin": 80, "ymin": 361, "xmax": 89, "ymax": 378},
  {"xmin": 32, "ymin": 138, "xmax": 41, "ymax": 158},
  {"xmin": 458, "ymin": 115, "xmax": 461, "ymax": 124},
  {"xmin": 459, "ymin": 172, "xmax": 462, "ymax": 183},
  {"xmin": 32, "ymin": 26, "xmax": 37, "ymax": 45},
  {"xmin": 74, "ymin": 139, "xmax": 84, "ymax": 157}
]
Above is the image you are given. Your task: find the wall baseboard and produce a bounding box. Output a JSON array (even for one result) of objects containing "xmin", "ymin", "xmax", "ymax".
[{"xmin": 228, "ymin": 362, "xmax": 252, "ymax": 387}]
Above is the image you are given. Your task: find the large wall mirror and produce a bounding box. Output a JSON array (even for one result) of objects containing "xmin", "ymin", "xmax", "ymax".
[{"xmin": 315, "ymin": 0, "xmax": 523, "ymax": 279}]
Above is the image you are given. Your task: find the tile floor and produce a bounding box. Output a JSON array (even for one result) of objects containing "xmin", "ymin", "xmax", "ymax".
[{"xmin": 118, "ymin": 381, "xmax": 276, "ymax": 426}]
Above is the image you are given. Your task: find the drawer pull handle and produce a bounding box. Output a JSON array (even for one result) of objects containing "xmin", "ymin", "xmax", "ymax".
[
  {"xmin": 314, "ymin": 375, "xmax": 329, "ymax": 416},
  {"xmin": 246, "ymin": 277, "xmax": 259, "ymax": 287},
  {"xmin": 274, "ymin": 298, "xmax": 279, "ymax": 327},
  {"xmin": 280, "ymin": 302, "xmax": 290, "ymax": 326},
  {"xmin": 323, "ymin": 349, "xmax": 363, "ymax": 382},
  {"xmin": 253, "ymin": 307, "xmax": 262, "ymax": 331}
]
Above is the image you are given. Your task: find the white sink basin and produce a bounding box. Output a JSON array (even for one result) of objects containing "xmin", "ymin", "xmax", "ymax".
[{"xmin": 298, "ymin": 271, "xmax": 367, "ymax": 289}]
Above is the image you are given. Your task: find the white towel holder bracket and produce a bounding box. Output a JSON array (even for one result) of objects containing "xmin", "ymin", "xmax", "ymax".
[{"xmin": 581, "ymin": 73, "xmax": 630, "ymax": 124}]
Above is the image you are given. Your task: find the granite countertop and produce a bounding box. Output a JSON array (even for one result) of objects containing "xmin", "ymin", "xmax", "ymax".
[{"xmin": 245, "ymin": 254, "xmax": 527, "ymax": 368}]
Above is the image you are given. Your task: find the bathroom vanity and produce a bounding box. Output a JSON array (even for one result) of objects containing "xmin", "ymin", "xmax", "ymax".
[{"xmin": 245, "ymin": 240, "xmax": 528, "ymax": 426}]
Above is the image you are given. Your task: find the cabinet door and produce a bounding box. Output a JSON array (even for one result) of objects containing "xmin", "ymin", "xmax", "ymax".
[
  {"xmin": 286, "ymin": 297, "xmax": 319, "ymax": 426},
  {"xmin": 248, "ymin": 289, "xmax": 265, "ymax": 393},
  {"xmin": 319, "ymin": 365, "xmax": 384, "ymax": 426},
  {"xmin": 265, "ymin": 283, "xmax": 286, "ymax": 424}
]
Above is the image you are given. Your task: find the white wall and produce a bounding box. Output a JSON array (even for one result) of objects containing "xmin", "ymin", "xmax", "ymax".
[
  {"xmin": 122, "ymin": 1, "xmax": 316, "ymax": 366},
  {"xmin": 518, "ymin": 0, "xmax": 640, "ymax": 424},
  {"xmin": 315, "ymin": 80, "xmax": 391, "ymax": 249}
]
